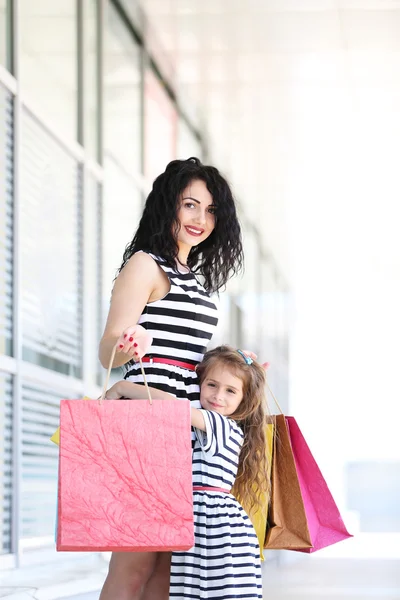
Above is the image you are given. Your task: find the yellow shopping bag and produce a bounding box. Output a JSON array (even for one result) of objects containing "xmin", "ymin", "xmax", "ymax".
[
  {"xmin": 250, "ymin": 423, "xmax": 274, "ymax": 559},
  {"xmin": 233, "ymin": 423, "xmax": 273, "ymax": 560}
]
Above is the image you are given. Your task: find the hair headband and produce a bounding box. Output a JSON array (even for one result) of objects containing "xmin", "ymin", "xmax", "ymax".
[{"xmin": 237, "ymin": 349, "xmax": 253, "ymax": 365}]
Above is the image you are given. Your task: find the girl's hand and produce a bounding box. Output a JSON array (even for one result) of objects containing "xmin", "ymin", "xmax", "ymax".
[
  {"xmin": 104, "ymin": 380, "xmax": 176, "ymax": 401},
  {"xmin": 116, "ymin": 324, "xmax": 153, "ymax": 361}
]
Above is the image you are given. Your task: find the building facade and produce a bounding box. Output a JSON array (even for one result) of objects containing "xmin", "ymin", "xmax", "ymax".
[{"xmin": 0, "ymin": 0, "xmax": 288, "ymax": 569}]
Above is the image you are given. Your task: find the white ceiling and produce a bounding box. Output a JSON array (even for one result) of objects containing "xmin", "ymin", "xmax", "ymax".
[{"xmin": 140, "ymin": 0, "xmax": 400, "ymax": 280}]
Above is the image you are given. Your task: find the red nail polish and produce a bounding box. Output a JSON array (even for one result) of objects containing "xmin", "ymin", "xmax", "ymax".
[
  {"xmin": 119, "ymin": 344, "xmax": 124, "ymax": 348},
  {"xmin": 129, "ymin": 337, "xmax": 133, "ymax": 342},
  {"xmin": 134, "ymin": 343, "xmax": 138, "ymax": 347},
  {"xmin": 124, "ymin": 334, "xmax": 127, "ymax": 338}
]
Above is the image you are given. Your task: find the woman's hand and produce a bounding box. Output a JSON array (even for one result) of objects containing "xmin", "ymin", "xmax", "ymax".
[
  {"xmin": 242, "ymin": 349, "xmax": 270, "ymax": 370},
  {"xmin": 242, "ymin": 349, "xmax": 257, "ymax": 361},
  {"xmin": 115, "ymin": 324, "xmax": 153, "ymax": 361}
]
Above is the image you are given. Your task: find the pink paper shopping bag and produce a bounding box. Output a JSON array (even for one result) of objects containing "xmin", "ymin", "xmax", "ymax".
[
  {"xmin": 57, "ymin": 398, "xmax": 194, "ymax": 552},
  {"xmin": 285, "ymin": 416, "xmax": 352, "ymax": 553}
]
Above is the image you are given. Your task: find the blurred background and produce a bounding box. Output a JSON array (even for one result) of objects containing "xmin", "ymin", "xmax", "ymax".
[{"xmin": 0, "ymin": 0, "xmax": 399, "ymax": 598}]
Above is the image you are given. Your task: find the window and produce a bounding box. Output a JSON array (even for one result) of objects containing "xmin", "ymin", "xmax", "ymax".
[
  {"xmin": 237, "ymin": 228, "xmax": 261, "ymax": 355},
  {"xmin": 144, "ymin": 69, "xmax": 177, "ymax": 181},
  {"xmin": 19, "ymin": 1, "xmax": 78, "ymax": 140},
  {"xmin": 177, "ymin": 117, "xmax": 202, "ymax": 161},
  {"xmin": 0, "ymin": 84, "xmax": 13, "ymax": 357},
  {"xmin": 0, "ymin": 0, "xmax": 12, "ymax": 71},
  {"xmin": 83, "ymin": 0, "xmax": 100, "ymax": 160},
  {"xmin": 20, "ymin": 381, "xmax": 67, "ymax": 546},
  {"xmin": 0, "ymin": 372, "xmax": 12, "ymax": 554},
  {"xmin": 20, "ymin": 111, "xmax": 82, "ymax": 377},
  {"xmin": 105, "ymin": 3, "xmax": 141, "ymax": 173},
  {"xmin": 102, "ymin": 155, "xmax": 142, "ymax": 310},
  {"xmin": 85, "ymin": 175, "xmax": 103, "ymax": 385}
]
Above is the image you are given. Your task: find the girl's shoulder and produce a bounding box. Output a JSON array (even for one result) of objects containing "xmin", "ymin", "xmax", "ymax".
[
  {"xmin": 226, "ymin": 415, "xmax": 244, "ymax": 438},
  {"xmin": 204, "ymin": 410, "xmax": 243, "ymax": 438},
  {"xmin": 196, "ymin": 410, "xmax": 243, "ymax": 457}
]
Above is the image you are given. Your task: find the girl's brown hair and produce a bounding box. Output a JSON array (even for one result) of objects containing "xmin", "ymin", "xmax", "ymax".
[{"xmin": 196, "ymin": 345, "xmax": 270, "ymax": 518}]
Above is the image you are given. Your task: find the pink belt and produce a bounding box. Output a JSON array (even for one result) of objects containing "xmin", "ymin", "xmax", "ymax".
[{"xmin": 193, "ymin": 486, "xmax": 231, "ymax": 494}]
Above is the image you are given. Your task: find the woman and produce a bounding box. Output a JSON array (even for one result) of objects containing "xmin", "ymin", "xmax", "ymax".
[{"xmin": 98, "ymin": 157, "xmax": 243, "ymax": 600}]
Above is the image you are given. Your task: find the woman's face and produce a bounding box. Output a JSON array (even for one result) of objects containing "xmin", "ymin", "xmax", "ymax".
[{"xmin": 176, "ymin": 180, "xmax": 216, "ymax": 250}]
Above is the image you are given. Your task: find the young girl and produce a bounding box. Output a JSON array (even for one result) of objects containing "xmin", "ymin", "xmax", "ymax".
[
  {"xmin": 99, "ymin": 158, "xmax": 244, "ymax": 600},
  {"xmin": 105, "ymin": 345, "xmax": 270, "ymax": 600}
]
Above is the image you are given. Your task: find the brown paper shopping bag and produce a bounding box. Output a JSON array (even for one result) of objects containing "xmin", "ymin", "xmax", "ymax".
[
  {"xmin": 265, "ymin": 413, "xmax": 352, "ymax": 552},
  {"xmin": 265, "ymin": 414, "xmax": 313, "ymax": 550}
]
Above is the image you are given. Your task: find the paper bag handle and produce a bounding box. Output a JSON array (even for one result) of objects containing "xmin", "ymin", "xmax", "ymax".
[
  {"xmin": 100, "ymin": 343, "xmax": 153, "ymax": 405},
  {"xmin": 266, "ymin": 379, "xmax": 284, "ymax": 415}
]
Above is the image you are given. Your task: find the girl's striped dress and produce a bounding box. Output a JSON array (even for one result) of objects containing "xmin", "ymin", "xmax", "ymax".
[
  {"xmin": 125, "ymin": 252, "xmax": 218, "ymax": 410},
  {"xmin": 170, "ymin": 410, "xmax": 263, "ymax": 599}
]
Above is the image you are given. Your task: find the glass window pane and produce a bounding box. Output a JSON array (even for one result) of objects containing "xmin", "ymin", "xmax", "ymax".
[
  {"xmin": 0, "ymin": 84, "xmax": 13, "ymax": 356},
  {"xmin": 0, "ymin": 371, "xmax": 12, "ymax": 554},
  {"xmin": 84, "ymin": 0, "xmax": 100, "ymax": 160},
  {"xmin": 177, "ymin": 118, "xmax": 202, "ymax": 161},
  {"xmin": 260, "ymin": 259, "xmax": 277, "ymax": 359},
  {"xmin": 20, "ymin": 110, "xmax": 82, "ymax": 377},
  {"xmin": 102, "ymin": 158, "xmax": 142, "ymax": 385},
  {"xmin": 237, "ymin": 229, "xmax": 260, "ymax": 354},
  {"xmin": 145, "ymin": 69, "xmax": 177, "ymax": 181},
  {"xmin": 105, "ymin": 3, "xmax": 141, "ymax": 173},
  {"xmin": 103, "ymin": 157, "xmax": 142, "ymax": 301},
  {"xmin": 19, "ymin": 1, "xmax": 78, "ymax": 140},
  {"xmin": 85, "ymin": 175, "xmax": 103, "ymax": 385},
  {"xmin": 20, "ymin": 381, "xmax": 68, "ymax": 547},
  {"xmin": 0, "ymin": 0, "xmax": 12, "ymax": 71}
]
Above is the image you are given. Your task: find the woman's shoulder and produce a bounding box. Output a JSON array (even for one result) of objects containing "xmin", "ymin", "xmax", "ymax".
[
  {"xmin": 133, "ymin": 251, "xmax": 171, "ymax": 268},
  {"xmin": 125, "ymin": 251, "xmax": 160, "ymax": 269},
  {"xmin": 118, "ymin": 252, "xmax": 162, "ymax": 284}
]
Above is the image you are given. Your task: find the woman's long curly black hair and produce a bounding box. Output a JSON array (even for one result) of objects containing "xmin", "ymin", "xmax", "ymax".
[{"xmin": 119, "ymin": 157, "xmax": 243, "ymax": 293}]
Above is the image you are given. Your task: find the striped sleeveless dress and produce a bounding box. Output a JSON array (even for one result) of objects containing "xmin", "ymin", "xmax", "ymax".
[
  {"xmin": 170, "ymin": 410, "xmax": 263, "ymax": 599},
  {"xmin": 124, "ymin": 252, "xmax": 218, "ymax": 410}
]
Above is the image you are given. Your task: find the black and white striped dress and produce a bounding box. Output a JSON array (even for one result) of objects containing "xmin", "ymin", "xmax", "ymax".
[
  {"xmin": 170, "ymin": 411, "xmax": 263, "ymax": 599},
  {"xmin": 125, "ymin": 252, "xmax": 218, "ymax": 409}
]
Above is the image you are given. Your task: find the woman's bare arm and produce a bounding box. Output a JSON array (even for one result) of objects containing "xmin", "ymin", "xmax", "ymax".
[{"xmin": 99, "ymin": 253, "xmax": 167, "ymax": 369}]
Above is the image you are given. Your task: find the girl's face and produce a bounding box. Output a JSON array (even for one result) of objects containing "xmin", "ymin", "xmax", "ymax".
[
  {"xmin": 200, "ymin": 365, "xmax": 244, "ymax": 417},
  {"xmin": 176, "ymin": 180, "xmax": 216, "ymax": 251}
]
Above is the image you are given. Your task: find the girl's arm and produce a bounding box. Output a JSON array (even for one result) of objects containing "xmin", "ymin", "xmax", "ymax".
[
  {"xmin": 105, "ymin": 380, "xmax": 175, "ymax": 401},
  {"xmin": 191, "ymin": 408, "xmax": 206, "ymax": 432},
  {"xmin": 99, "ymin": 253, "xmax": 166, "ymax": 369}
]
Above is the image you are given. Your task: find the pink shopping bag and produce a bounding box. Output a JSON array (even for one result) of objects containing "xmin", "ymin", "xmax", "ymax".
[
  {"xmin": 285, "ymin": 416, "xmax": 352, "ymax": 553},
  {"xmin": 57, "ymin": 398, "xmax": 194, "ymax": 552}
]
